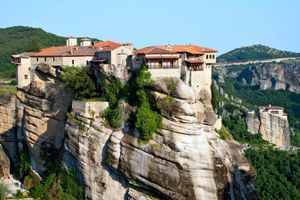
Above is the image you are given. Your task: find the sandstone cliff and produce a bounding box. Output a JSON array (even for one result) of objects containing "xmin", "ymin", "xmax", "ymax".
[
  {"xmin": 16, "ymin": 64, "xmax": 73, "ymax": 173},
  {"xmin": 63, "ymin": 78, "xmax": 257, "ymax": 200},
  {"xmin": 215, "ymin": 60, "xmax": 300, "ymax": 93},
  {"xmin": 246, "ymin": 110, "xmax": 290, "ymax": 148}
]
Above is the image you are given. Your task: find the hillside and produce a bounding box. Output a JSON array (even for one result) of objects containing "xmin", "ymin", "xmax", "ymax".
[
  {"xmin": 0, "ymin": 26, "xmax": 100, "ymax": 79},
  {"xmin": 217, "ymin": 44, "xmax": 300, "ymax": 63}
]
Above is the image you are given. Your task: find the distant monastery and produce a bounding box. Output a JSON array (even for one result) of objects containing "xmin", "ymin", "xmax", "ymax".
[{"xmin": 12, "ymin": 37, "xmax": 217, "ymax": 95}]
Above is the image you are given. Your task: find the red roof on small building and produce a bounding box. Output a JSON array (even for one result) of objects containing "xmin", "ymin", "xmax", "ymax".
[
  {"xmin": 93, "ymin": 40, "xmax": 122, "ymax": 48},
  {"xmin": 136, "ymin": 45, "xmax": 217, "ymax": 55},
  {"xmin": 32, "ymin": 46, "xmax": 98, "ymax": 57}
]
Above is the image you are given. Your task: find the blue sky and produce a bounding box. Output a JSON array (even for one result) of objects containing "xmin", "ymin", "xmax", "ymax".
[{"xmin": 1, "ymin": 0, "xmax": 299, "ymax": 54}]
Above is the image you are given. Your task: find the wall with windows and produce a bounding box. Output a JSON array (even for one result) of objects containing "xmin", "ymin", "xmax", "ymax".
[
  {"xmin": 111, "ymin": 46, "xmax": 133, "ymax": 67},
  {"xmin": 62, "ymin": 56, "xmax": 93, "ymax": 67},
  {"xmin": 204, "ymin": 53, "xmax": 216, "ymax": 64},
  {"xmin": 17, "ymin": 57, "xmax": 31, "ymax": 87}
]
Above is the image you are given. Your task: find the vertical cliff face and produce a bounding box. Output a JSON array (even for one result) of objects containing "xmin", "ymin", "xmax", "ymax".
[
  {"xmin": 63, "ymin": 78, "xmax": 257, "ymax": 200},
  {"xmin": 62, "ymin": 101, "xmax": 128, "ymax": 200},
  {"xmin": 246, "ymin": 110, "xmax": 290, "ymax": 148},
  {"xmin": 16, "ymin": 64, "xmax": 73, "ymax": 173}
]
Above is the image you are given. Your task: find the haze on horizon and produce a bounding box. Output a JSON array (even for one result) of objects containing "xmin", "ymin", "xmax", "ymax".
[{"xmin": 1, "ymin": 0, "xmax": 299, "ymax": 54}]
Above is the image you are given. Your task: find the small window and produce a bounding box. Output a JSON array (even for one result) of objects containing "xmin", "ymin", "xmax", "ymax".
[
  {"xmin": 212, "ymin": 55, "xmax": 215, "ymax": 59},
  {"xmin": 72, "ymin": 60, "xmax": 75, "ymax": 65},
  {"xmin": 44, "ymin": 57, "xmax": 46, "ymax": 62},
  {"xmin": 206, "ymin": 55, "xmax": 209, "ymax": 59},
  {"xmin": 36, "ymin": 57, "xmax": 39, "ymax": 62},
  {"xmin": 53, "ymin": 57, "xmax": 55, "ymax": 62},
  {"xmin": 24, "ymin": 75, "xmax": 28, "ymax": 79},
  {"xmin": 209, "ymin": 55, "xmax": 212, "ymax": 59},
  {"xmin": 86, "ymin": 61, "xmax": 89, "ymax": 65}
]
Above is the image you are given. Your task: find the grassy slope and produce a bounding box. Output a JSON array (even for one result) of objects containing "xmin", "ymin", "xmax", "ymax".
[{"xmin": 217, "ymin": 44, "xmax": 300, "ymax": 63}]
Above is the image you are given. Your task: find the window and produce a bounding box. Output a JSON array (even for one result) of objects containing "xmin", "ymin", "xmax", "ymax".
[
  {"xmin": 24, "ymin": 75, "xmax": 28, "ymax": 79},
  {"xmin": 72, "ymin": 60, "xmax": 75, "ymax": 65},
  {"xmin": 53, "ymin": 57, "xmax": 55, "ymax": 62},
  {"xmin": 36, "ymin": 57, "xmax": 39, "ymax": 62},
  {"xmin": 212, "ymin": 55, "xmax": 215, "ymax": 59},
  {"xmin": 86, "ymin": 61, "xmax": 89, "ymax": 65},
  {"xmin": 206, "ymin": 55, "xmax": 209, "ymax": 59},
  {"xmin": 209, "ymin": 55, "xmax": 212, "ymax": 59},
  {"xmin": 44, "ymin": 57, "xmax": 46, "ymax": 62}
]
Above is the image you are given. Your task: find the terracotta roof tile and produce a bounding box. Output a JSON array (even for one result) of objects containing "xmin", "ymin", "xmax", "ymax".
[
  {"xmin": 136, "ymin": 45, "xmax": 217, "ymax": 55},
  {"xmin": 135, "ymin": 46, "xmax": 176, "ymax": 54},
  {"xmin": 93, "ymin": 40, "xmax": 122, "ymax": 47},
  {"xmin": 33, "ymin": 46, "xmax": 98, "ymax": 57}
]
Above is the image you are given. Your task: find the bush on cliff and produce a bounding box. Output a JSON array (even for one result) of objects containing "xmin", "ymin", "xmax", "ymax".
[
  {"xmin": 133, "ymin": 63, "xmax": 162, "ymax": 142},
  {"xmin": 60, "ymin": 66, "xmax": 98, "ymax": 100},
  {"xmin": 14, "ymin": 145, "xmax": 31, "ymax": 180}
]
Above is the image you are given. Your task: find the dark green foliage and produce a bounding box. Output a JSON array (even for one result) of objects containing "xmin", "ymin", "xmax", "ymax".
[
  {"xmin": 28, "ymin": 40, "xmax": 43, "ymax": 52},
  {"xmin": 216, "ymin": 126, "xmax": 232, "ymax": 140},
  {"xmin": 103, "ymin": 106, "xmax": 122, "ymax": 129},
  {"xmin": 245, "ymin": 149, "xmax": 300, "ymax": 200},
  {"xmin": 59, "ymin": 169, "xmax": 85, "ymax": 200},
  {"xmin": 133, "ymin": 62, "xmax": 162, "ymax": 142},
  {"xmin": 60, "ymin": 66, "xmax": 98, "ymax": 100},
  {"xmin": 0, "ymin": 26, "xmax": 66, "ymax": 78},
  {"xmin": 136, "ymin": 103, "xmax": 162, "ymax": 141},
  {"xmin": 219, "ymin": 77, "xmax": 300, "ymax": 144},
  {"xmin": 14, "ymin": 145, "xmax": 31, "ymax": 180},
  {"xmin": 30, "ymin": 173, "xmax": 56, "ymax": 198},
  {"xmin": 40, "ymin": 141, "xmax": 61, "ymax": 173},
  {"xmin": 102, "ymin": 77, "xmax": 124, "ymax": 106},
  {"xmin": 218, "ymin": 44, "xmax": 300, "ymax": 63},
  {"xmin": 211, "ymin": 83, "xmax": 218, "ymax": 111}
]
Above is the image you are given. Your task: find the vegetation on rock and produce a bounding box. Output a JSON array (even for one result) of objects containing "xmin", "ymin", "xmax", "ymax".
[
  {"xmin": 217, "ymin": 44, "xmax": 300, "ymax": 63},
  {"xmin": 60, "ymin": 66, "xmax": 98, "ymax": 100}
]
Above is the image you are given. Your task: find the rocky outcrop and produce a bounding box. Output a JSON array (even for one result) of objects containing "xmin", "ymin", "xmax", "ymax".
[
  {"xmin": 246, "ymin": 109, "xmax": 290, "ymax": 148},
  {"xmin": 215, "ymin": 61, "xmax": 300, "ymax": 93},
  {"xmin": 62, "ymin": 100, "xmax": 128, "ymax": 200},
  {"xmin": 0, "ymin": 93, "xmax": 23, "ymax": 163},
  {"xmin": 62, "ymin": 77, "xmax": 257, "ymax": 199},
  {"xmin": 17, "ymin": 64, "xmax": 73, "ymax": 173},
  {"xmin": 0, "ymin": 145, "xmax": 10, "ymax": 179}
]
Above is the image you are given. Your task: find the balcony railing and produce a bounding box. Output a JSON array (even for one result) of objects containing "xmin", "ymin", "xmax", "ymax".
[{"xmin": 148, "ymin": 65, "xmax": 180, "ymax": 69}]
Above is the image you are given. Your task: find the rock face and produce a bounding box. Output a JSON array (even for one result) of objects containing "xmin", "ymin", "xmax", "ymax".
[
  {"xmin": 63, "ymin": 78, "xmax": 257, "ymax": 199},
  {"xmin": 0, "ymin": 93, "xmax": 23, "ymax": 163},
  {"xmin": 215, "ymin": 61, "xmax": 300, "ymax": 93},
  {"xmin": 17, "ymin": 64, "xmax": 73, "ymax": 173},
  {"xmin": 246, "ymin": 109, "xmax": 290, "ymax": 148},
  {"xmin": 0, "ymin": 145, "xmax": 10, "ymax": 179},
  {"xmin": 62, "ymin": 100, "xmax": 128, "ymax": 200}
]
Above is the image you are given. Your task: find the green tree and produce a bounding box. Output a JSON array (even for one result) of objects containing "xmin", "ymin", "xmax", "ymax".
[
  {"xmin": 28, "ymin": 40, "xmax": 43, "ymax": 52},
  {"xmin": 60, "ymin": 67, "xmax": 98, "ymax": 100}
]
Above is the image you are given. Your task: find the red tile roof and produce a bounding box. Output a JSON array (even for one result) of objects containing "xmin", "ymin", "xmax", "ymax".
[
  {"xmin": 136, "ymin": 45, "xmax": 217, "ymax": 55},
  {"xmin": 135, "ymin": 46, "xmax": 176, "ymax": 54},
  {"xmin": 12, "ymin": 52, "xmax": 36, "ymax": 58},
  {"xmin": 93, "ymin": 40, "xmax": 122, "ymax": 47},
  {"xmin": 145, "ymin": 55, "xmax": 179, "ymax": 60},
  {"xmin": 32, "ymin": 46, "xmax": 98, "ymax": 57}
]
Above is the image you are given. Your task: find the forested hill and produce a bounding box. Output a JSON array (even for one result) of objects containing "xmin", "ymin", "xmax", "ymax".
[
  {"xmin": 217, "ymin": 44, "xmax": 300, "ymax": 63},
  {"xmin": 0, "ymin": 26, "xmax": 66, "ymax": 78},
  {"xmin": 0, "ymin": 26, "xmax": 100, "ymax": 79}
]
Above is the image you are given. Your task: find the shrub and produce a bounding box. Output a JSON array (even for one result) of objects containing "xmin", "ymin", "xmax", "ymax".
[
  {"xmin": 24, "ymin": 169, "xmax": 41, "ymax": 189},
  {"xmin": 60, "ymin": 66, "xmax": 98, "ymax": 100},
  {"xmin": 0, "ymin": 184, "xmax": 7, "ymax": 200},
  {"xmin": 59, "ymin": 169, "xmax": 84, "ymax": 200},
  {"xmin": 14, "ymin": 145, "xmax": 31, "ymax": 180},
  {"xmin": 216, "ymin": 126, "xmax": 232, "ymax": 140},
  {"xmin": 103, "ymin": 106, "xmax": 122, "ymax": 129},
  {"xmin": 136, "ymin": 103, "xmax": 162, "ymax": 142}
]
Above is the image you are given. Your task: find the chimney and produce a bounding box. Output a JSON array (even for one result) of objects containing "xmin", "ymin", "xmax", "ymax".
[
  {"xmin": 66, "ymin": 37, "xmax": 78, "ymax": 46},
  {"xmin": 80, "ymin": 38, "xmax": 92, "ymax": 46}
]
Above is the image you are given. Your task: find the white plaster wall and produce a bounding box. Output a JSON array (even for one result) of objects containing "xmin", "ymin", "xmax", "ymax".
[
  {"xmin": 204, "ymin": 53, "xmax": 216, "ymax": 64},
  {"xmin": 111, "ymin": 46, "xmax": 133, "ymax": 67},
  {"xmin": 149, "ymin": 68, "xmax": 181, "ymax": 78},
  {"xmin": 62, "ymin": 56, "xmax": 93, "ymax": 67},
  {"xmin": 190, "ymin": 65, "xmax": 212, "ymax": 93},
  {"xmin": 17, "ymin": 57, "xmax": 31, "ymax": 87},
  {"xmin": 72, "ymin": 100, "xmax": 109, "ymax": 119}
]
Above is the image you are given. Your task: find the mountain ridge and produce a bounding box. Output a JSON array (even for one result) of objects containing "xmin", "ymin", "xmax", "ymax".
[{"xmin": 217, "ymin": 44, "xmax": 300, "ymax": 63}]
